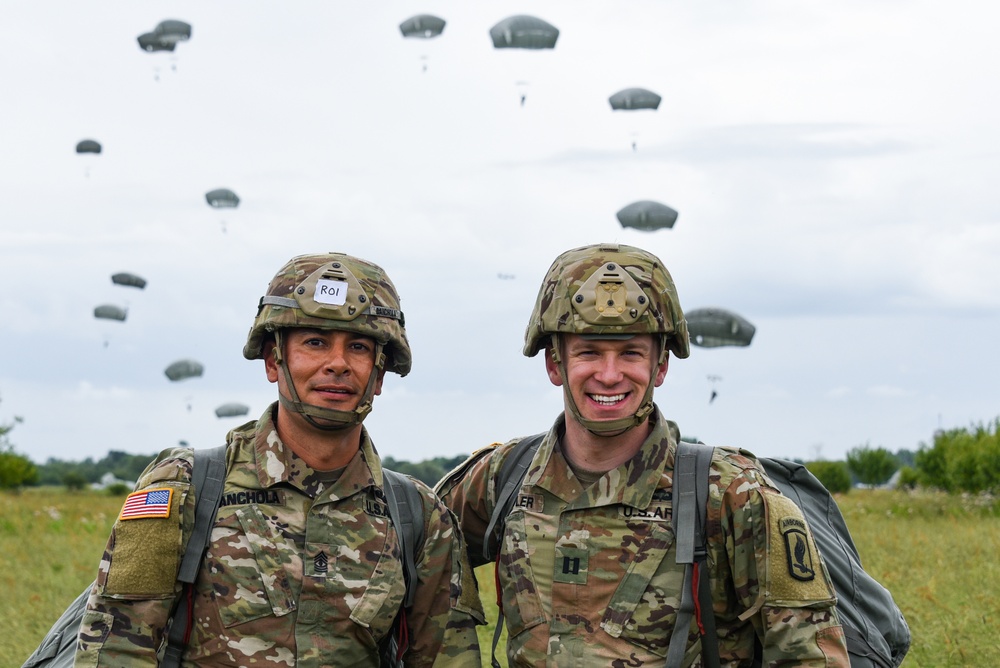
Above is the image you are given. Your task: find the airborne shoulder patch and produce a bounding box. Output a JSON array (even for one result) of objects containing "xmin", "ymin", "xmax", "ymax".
[
  {"xmin": 119, "ymin": 487, "xmax": 173, "ymax": 520},
  {"xmin": 763, "ymin": 490, "xmax": 836, "ymax": 605}
]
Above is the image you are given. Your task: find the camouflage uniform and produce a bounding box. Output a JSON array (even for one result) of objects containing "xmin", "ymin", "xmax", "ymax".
[
  {"xmin": 438, "ymin": 408, "xmax": 849, "ymax": 667},
  {"xmin": 77, "ymin": 404, "xmax": 483, "ymax": 667}
]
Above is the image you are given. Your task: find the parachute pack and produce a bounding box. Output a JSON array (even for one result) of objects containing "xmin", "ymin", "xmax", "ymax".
[
  {"xmin": 485, "ymin": 435, "xmax": 910, "ymax": 668},
  {"xmin": 23, "ymin": 447, "xmax": 425, "ymax": 668}
]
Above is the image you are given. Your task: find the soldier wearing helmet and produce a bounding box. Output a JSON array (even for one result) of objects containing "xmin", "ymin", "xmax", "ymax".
[
  {"xmin": 437, "ymin": 243, "xmax": 848, "ymax": 667},
  {"xmin": 76, "ymin": 253, "xmax": 483, "ymax": 667}
]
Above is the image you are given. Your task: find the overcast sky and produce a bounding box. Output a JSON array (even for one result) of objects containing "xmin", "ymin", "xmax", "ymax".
[{"xmin": 3, "ymin": 0, "xmax": 998, "ymax": 467}]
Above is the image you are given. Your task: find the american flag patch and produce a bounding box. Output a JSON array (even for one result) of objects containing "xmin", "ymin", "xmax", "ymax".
[{"xmin": 119, "ymin": 488, "xmax": 173, "ymax": 520}]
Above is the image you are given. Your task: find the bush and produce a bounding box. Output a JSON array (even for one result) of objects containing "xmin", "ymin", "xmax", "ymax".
[
  {"xmin": 916, "ymin": 419, "xmax": 1000, "ymax": 493},
  {"xmin": 847, "ymin": 444, "xmax": 899, "ymax": 486},
  {"xmin": 0, "ymin": 448, "xmax": 37, "ymax": 490},
  {"xmin": 806, "ymin": 460, "xmax": 851, "ymax": 494},
  {"xmin": 897, "ymin": 466, "xmax": 920, "ymax": 490},
  {"xmin": 62, "ymin": 471, "xmax": 89, "ymax": 491},
  {"xmin": 106, "ymin": 482, "xmax": 131, "ymax": 496}
]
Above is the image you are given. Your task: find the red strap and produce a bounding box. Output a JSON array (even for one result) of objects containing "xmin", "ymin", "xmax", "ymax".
[
  {"xmin": 396, "ymin": 607, "xmax": 410, "ymax": 660},
  {"xmin": 692, "ymin": 563, "xmax": 706, "ymax": 636},
  {"xmin": 181, "ymin": 584, "xmax": 195, "ymax": 644},
  {"xmin": 494, "ymin": 551, "xmax": 504, "ymax": 611}
]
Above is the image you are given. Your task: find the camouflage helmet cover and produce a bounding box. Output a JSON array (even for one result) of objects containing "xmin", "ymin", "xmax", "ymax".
[
  {"xmin": 524, "ymin": 243, "xmax": 690, "ymax": 359},
  {"xmin": 244, "ymin": 253, "xmax": 412, "ymax": 376}
]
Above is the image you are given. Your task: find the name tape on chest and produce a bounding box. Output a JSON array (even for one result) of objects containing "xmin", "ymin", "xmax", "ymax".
[
  {"xmin": 218, "ymin": 489, "xmax": 284, "ymax": 509},
  {"xmin": 514, "ymin": 493, "xmax": 544, "ymax": 513},
  {"xmin": 119, "ymin": 487, "xmax": 173, "ymax": 520}
]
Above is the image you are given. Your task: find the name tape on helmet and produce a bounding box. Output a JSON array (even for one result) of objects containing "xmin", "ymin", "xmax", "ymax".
[{"xmin": 314, "ymin": 279, "xmax": 348, "ymax": 306}]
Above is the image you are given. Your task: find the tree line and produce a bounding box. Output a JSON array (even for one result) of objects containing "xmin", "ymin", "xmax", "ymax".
[{"xmin": 3, "ymin": 401, "xmax": 999, "ymax": 495}]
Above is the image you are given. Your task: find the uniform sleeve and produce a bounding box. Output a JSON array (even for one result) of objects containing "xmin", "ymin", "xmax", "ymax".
[
  {"xmin": 404, "ymin": 485, "xmax": 485, "ymax": 668},
  {"xmin": 434, "ymin": 445, "xmax": 500, "ymax": 569},
  {"xmin": 76, "ymin": 449, "xmax": 196, "ymax": 667},
  {"xmin": 710, "ymin": 467, "xmax": 850, "ymax": 668}
]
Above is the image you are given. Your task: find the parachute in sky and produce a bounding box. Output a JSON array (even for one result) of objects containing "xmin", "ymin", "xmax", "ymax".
[
  {"xmin": 165, "ymin": 359, "xmax": 204, "ymax": 381},
  {"xmin": 400, "ymin": 14, "xmax": 446, "ymax": 38},
  {"xmin": 76, "ymin": 140, "xmax": 102, "ymax": 154},
  {"xmin": 93, "ymin": 304, "xmax": 127, "ymax": 322},
  {"xmin": 686, "ymin": 308, "xmax": 756, "ymax": 348},
  {"xmin": 490, "ymin": 15, "xmax": 559, "ymax": 49},
  {"xmin": 215, "ymin": 402, "xmax": 250, "ymax": 419},
  {"xmin": 112, "ymin": 272, "xmax": 147, "ymax": 289},
  {"xmin": 608, "ymin": 88, "xmax": 662, "ymax": 111},
  {"xmin": 154, "ymin": 20, "xmax": 192, "ymax": 46},
  {"xmin": 205, "ymin": 188, "xmax": 240, "ymax": 208},
  {"xmin": 137, "ymin": 32, "xmax": 175, "ymax": 52},
  {"xmin": 616, "ymin": 201, "xmax": 678, "ymax": 231}
]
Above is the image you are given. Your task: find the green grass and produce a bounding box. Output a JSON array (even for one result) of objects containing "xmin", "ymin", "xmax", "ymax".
[
  {"xmin": 3, "ymin": 488, "xmax": 123, "ymax": 667},
  {"xmin": 6, "ymin": 488, "xmax": 998, "ymax": 667}
]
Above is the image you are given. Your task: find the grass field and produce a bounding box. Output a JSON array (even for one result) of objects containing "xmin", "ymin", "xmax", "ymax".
[{"xmin": 4, "ymin": 487, "xmax": 998, "ymax": 667}]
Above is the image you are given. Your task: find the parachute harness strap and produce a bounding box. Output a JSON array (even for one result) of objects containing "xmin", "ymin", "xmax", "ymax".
[
  {"xmin": 273, "ymin": 329, "xmax": 386, "ymax": 432},
  {"xmin": 551, "ymin": 333, "xmax": 656, "ymax": 438}
]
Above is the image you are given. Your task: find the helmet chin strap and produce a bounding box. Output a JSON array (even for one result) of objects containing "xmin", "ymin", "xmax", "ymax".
[
  {"xmin": 552, "ymin": 333, "xmax": 661, "ymax": 438},
  {"xmin": 272, "ymin": 330, "xmax": 386, "ymax": 432}
]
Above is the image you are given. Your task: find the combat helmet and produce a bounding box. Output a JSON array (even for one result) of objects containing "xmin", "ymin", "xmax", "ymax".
[
  {"xmin": 245, "ymin": 253, "xmax": 410, "ymax": 430},
  {"xmin": 524, "ymin": 243, "xmax": 689, "ymax": 435}
]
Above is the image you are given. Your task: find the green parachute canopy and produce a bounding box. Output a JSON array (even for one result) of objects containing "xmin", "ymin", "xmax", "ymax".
[
  {"xmin": 112, "ymin": 272, "xmax": 147, "ymax": 289},
  {"xmin": 165, "ymin": 359, "xmax": 204, "ymax": 381},
  {"xmin": 154, "ymin": 20, "xmax": 192, "ymax": 46},
  {"xmin": 215, "ymin": 402, "xmax": 250, "ymax": 418},
  {"xmin": 400, "ymin": 14, "xmax": 446, "ymax": 38},
  {"xmin": 616, "ymin": 201, "xmax": 678, "ymax": 231},
  {"xmin": 609, "ymin": 88, "xmax": 662, "ymax": 111},
  {"xmin": 94, "ymin": 304, "xmax": 127, "ymax": 322},
  {"xmin": 76, "ymin": 139, "xmax": 102, "ymax": 154},
  {"xmin": 205, "ymin": 188, "xmax": 240, "ymax": 208},
  {"xmin": 137, "ymin": 32, "xmax": 174, "ymax": 52},
  {"xmin": 490, "ymin": 15, "xmax": 559, "ymax": 49},
  {"xmin": 686, "ymin": 308, "xmax": 756, "ymax": 348}
]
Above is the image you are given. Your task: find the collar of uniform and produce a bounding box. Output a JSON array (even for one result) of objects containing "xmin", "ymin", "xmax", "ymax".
[
  {"xmin": 250, "ymin": 403, "xmax": 381, "ymax": 499},
  {"xmin": 529, "ymin": 406, "xmax": 679, "ymax": 510}
]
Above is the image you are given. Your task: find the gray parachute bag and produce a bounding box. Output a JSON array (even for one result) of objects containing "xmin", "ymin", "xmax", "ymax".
[
  {"xmin": 22, "ymin": 445, "xmax": 228, "ymax": 668},
  {"xmin": 485, "ymin": 438, "xmax": 910, "ymax": 668},
  {"xmin": 758, "ymin": 457, "xmax": 910, "ymax": 668}
]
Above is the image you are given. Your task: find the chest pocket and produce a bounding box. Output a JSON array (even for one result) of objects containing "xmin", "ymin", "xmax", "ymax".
[
  {"xmin": 209, "ymin": 505, "xmax": 297, "ymax": 628},
  {"xmin": 600, "ymin": 521, "xmax": 681, "ymax": 657},
  {"xmin": 343, "ymin": 530, "xmax": 407, "ymax": 641},
  {"xmin": 497, "ymin": 508, "xmax": 547, "ymax": 639}
]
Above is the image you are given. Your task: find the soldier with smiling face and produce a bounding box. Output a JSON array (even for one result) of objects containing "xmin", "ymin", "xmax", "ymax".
[
  {"xmin": 76, "ymin": 253, "xmax": 483, "ymax": 667},
  {"xmin": 437, "ymin": 243, "xmax": 850, "ymax": 667}
]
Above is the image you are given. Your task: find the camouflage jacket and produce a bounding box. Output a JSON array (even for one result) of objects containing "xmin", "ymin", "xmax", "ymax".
[
  {"xmin": 77, "ymin": 404, "xmax": 483, "ymax": 667},
  {"xmin": 436, "ymin": 408, "xmax": 849, "ymax": 667}
]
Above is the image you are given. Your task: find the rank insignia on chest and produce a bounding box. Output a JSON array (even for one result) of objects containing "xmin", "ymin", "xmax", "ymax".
[
  {"xmin": 780, "ymin": 517, "xmax": 816, "ymax": 581},
  {"xmin": 119, "ymin": 488, "xmax": 173, "ymax": 520}
]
